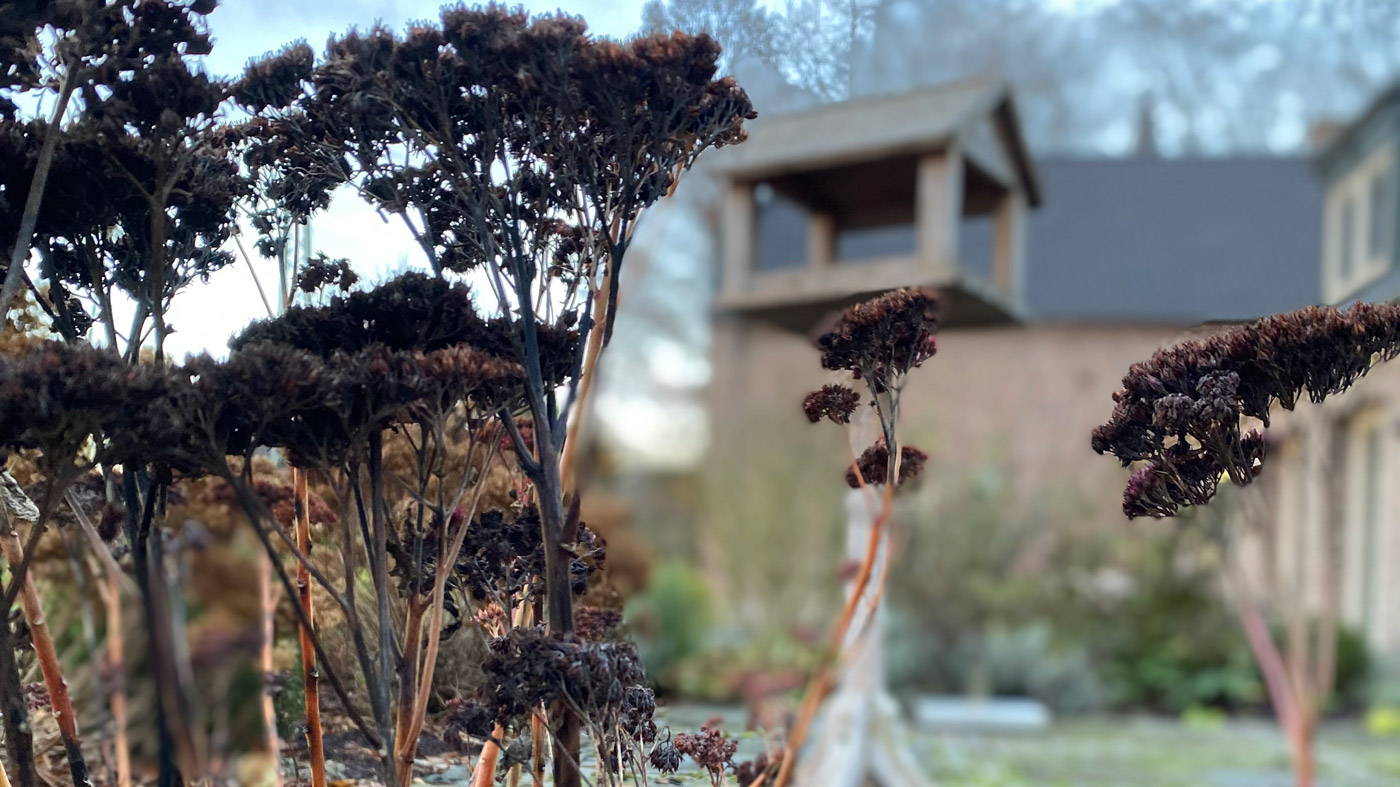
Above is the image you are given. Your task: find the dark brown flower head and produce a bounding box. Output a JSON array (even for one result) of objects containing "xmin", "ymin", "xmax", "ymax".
[
  {"xmin": 230, "ymin": 273, "xmax": 487, "ymax": 357},
  {"xmin": 235, "ymin": 41, "xmax": 314, "ymax": 112},
  {"xmin": 816, "ymin": 288, "xmax": 939, "ymax": 392},
  {"xmin": 174, "ymin": 339, "xmax": 520, "ymax": 472},
  {"xmin": 1094, "ymin": 301, "xmax": 1399, "ymax": 518},
  {"xmin": 477, "ymin": 626, "xmax": 649, "ymax": 735},
  {"xmin": 294, "ymin": 254, "xmax": 358, "ymax": 294},
  {"xmin": 230, "ymin": 272, "xmax": 577, "ymax": 392},
  {"xmin": 419, "ymin": 506, "xmax": 602, "ymax": 619},
  {"xmin": 442, "ymin": 698, "xmax": 494, "ymax": 747},
  {"xmin": 735, "ymin": 750, "xmax": 783, "ymax": 785},
  {"xmin": 267, "ymin": 4, "xmax": 753, "ymax": 349},
  {"xmin": 845, "ymin": 441, "xmax": 929, "ymax": 490},
  {"xmin": 0, "ymin": 341, "xmax": 183, "ymax": 473},
  {"xmin": 802, "ymin": 384, "xmax": 861, "ymax": 424},
  {"xmin": 574, "ymin": 605, "xmax": 623, "ymax": 642},
  {"xmin": 674, "ymin": 724, "xmax": 737, "ymax": 779},
  {"xmin": 649, "ymin": 737, "xmax": 682, "ymax": 774},
  {"xmin": 174, "ymin": 344, "xmax": 341, "ymax": 468}
]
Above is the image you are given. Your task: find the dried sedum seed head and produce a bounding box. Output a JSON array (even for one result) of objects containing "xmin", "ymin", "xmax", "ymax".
[
  {"xmin": 1093, "ymin": 302, "xmax": 1400, "ymax": 517},
  {"xmin": 816, "ymin": 287, "xmax": 939, "ymax": 391},
  {"xmin": 802, "ymin": 384, "xmax": 861, "ymax": 424},
  {"xmin": 845, "ymin": 442, "xmax": 928, "ymax": 490}
]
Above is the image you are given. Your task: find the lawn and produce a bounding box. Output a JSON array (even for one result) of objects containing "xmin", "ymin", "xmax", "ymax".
[
  {"xmin": 921, "ymin": 716, "xmax": 1400, "ymax": 787},
  {"xmin": 401, "ymin": 708, "xmax": 1400, "ymax": 785}
]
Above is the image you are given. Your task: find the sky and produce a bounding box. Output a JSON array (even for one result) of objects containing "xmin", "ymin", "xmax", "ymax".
[{"xmin": 161, "ymin": 0, "xmax": 650, "ymax": 360}]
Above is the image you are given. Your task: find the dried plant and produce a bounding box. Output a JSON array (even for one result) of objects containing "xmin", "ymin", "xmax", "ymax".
[
  {"xmin": 0, "ymin": 4, "xmax": 753, "ymax": 785},
  {"xmin": 763, "ymin": 288, "xmax": 941, "ymax": 786},
  {"xmin": 1093, "ymin": 302, "xmax": 1400, "ymax": 517},
  {"xmin": 674, "ymin": 724, "xmax": 737, "ymax": 787},
  {"xmin": 1091, "ymin": 301, "xmax": 1400, "ymax": 787},
  {"xmin": 230, "ymin": 7, "xmax": 754, "ymax": 785}
]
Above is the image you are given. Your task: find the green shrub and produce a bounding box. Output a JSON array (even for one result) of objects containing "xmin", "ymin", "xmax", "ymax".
[
  {"xmin": 1085, "ymin": 527, "xmax": 1262, "ymax": 713},
  {"xmin": 1333, "ymin": 624, "xmax": 1372, "ymax": 707},
  {"xmin": 627, "ymin": 561, "xmax": 713, "ymax": 688}
]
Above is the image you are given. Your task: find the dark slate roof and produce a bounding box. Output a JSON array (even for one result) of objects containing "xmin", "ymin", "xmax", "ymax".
[{"xmin": 994, "ymin": 156, "xmax": 1324, "ymax": 324}]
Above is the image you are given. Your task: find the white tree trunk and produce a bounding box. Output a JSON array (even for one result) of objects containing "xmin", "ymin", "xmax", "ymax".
[{"xmin": 795, "ymin": 491, "xmax": 936, "ymax": 787}]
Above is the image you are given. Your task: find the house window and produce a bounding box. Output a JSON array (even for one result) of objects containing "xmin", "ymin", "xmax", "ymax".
[
  {"xmin": 1325, "ymin": 146, "xmax": 1396, "ymax": 301},
  {"xmin": 1343, "ymin": 410, "xmax": 1390, "ymax": 645},
  {"xmin": 1371, "ymin": 168, "xmax": 1394, "ymax": 260},
  {"xmin": 833, "ymin": 213, "xmax": 916, "ymax": 262},
  {"xmin": 753, "ymin": 183, "xmax": 808, "ymax": 271},
  {"xmin": 1341, "ymin": 196, "xmax": 1357, "ymax": 280},
  {"xmin": 1274, "ymin": 438, "xmax": 1305, "ymax": 589}
]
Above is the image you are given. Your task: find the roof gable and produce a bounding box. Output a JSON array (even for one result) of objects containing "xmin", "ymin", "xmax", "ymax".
[{"xmin": 711, "ymin": 78, "xmax": 1040, "ymax": 204}]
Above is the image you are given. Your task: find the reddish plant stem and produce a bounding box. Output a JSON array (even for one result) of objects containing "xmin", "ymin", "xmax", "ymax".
[
  {"xmin": 392, "ymin": 600, "xmax": 426, "ymax": 787},
  {"xmin": 100, "ymin": 572, "xmax": 131, "ymax": 787},
  {"xmin": 397, "ymin": 447, "xmax": 495, "ymax": 783},
  {"xmin": 470, "ymin": 725, "xmax": 506, "ymax": 787},
  {"xmin": 1225, "ymin": 563, "xmax": 1312, "ymax": 787},
  {"xmin": 293, "ymin": 469, "xmax": 326, "ymax": 787},
  {"xmin": 0, "ymin": 519, "xmax": 91, "ymax": 785}
]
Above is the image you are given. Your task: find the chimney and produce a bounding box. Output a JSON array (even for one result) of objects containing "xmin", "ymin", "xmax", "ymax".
[
  {"xmin": 1306, "ymin": 120, "xmax": 1345, "ymax": 152},
  {"xmin": 1134, "ymin": 91, "xmax": 1158, "ymax": 159}
]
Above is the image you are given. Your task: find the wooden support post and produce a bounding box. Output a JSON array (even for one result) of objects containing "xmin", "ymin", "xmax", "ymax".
[
  {"xmin": 992, "ymin": 191, "xmax": 1025, "ymax": 301},
  {"xmin": 808, "ymin": 212, "xmax": 835, "ymax": 269},
  {"xmin": 916, "ymin": 146, "xmax": 964, "ymax": 278},
  {"xmin": 721, "ymin": 182, "xmax": 755, "ymax": 299}
]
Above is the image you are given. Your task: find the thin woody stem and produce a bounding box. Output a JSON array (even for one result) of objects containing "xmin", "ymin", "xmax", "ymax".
[
  {"xmin": 0, "ymin": 67, "xmax": 76, "ymax": 316},
  {"xmin": 0, "ymin": 510, "xmax": 92, "ymax": 785},
  {"xmin": 64, "ymin": 492, "xmax": 130, "ymax": 787},
  {"xmin": 558, "ymin": 262, "xmax": 612, "ymax": 497},
  {"xmin": 400, "ymin": 441, "xmax": 498, "ymax": 778},
  {"xmin": 257, "ymin": 552, "xmax": 282, "ymax": 787},
  {"xmin": 293, "ymin": 469, "xmax": 327, "ymax": 787}
]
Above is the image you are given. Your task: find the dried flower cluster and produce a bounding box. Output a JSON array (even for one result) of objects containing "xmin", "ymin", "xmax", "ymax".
[
  {"xmin": 265, "ymin": 6, "xmax": 755, "ymax": 280},
  {"xmin": 803, "ymin": 288, "xmax": 939, "ymax": 490},
  {"xmin": 734, "ymin": 750, "xmax": 784, "ymax": 784},
  {"xmin": 0, "ymin": 4, "xmax": 754, "ymax": 785},
  {"xmin": 648, "ymin": 736, "xmax": 683, "ymax": 774},
  {"xmin": 0, "ymin": 341, "xmax": 179, "ymax": 472},
  {"xmin": 673, "ymin": 723, "xmax": 737, "ymax": 784},
  {"xmin": 478, "ymin": 627, "xmax": 652, "ymax": 742},
  {"xmin": 1093, "ymin": 302, "xmax": 1400, "ymax": 517},
  {"xmin": 404, "ymin": 506, "xmax": 605, "ymax": 632},
  {"xmin": 0, "ymin": 0, "xmax": 292, "ymax": 354},
  {"xmin": 574, "ymin": 605, "xmax": 623, "ymax": 642},
  {"xmin": 294, "ymin": 254, "xmax": 358, "ymax": 295},
  {"xmin": 802, "ymin": 384, "xmax": 861, "ymax": 425},
  {"xmin": 845, "ymin": 442, "xmax": 929, "ymax": 490},
  {"xmin": 816, "ymin": 287, "xmax": 940, "ymax": 391}
]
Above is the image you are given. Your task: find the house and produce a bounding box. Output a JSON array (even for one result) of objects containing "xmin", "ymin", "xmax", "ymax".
[
  {"xmin": 703, "ymin": 78, "xmax": 1400, "ymax": 656},
  {"xmin": 1261, "ymin": 87, "xmax": 1400, "ymax": 653}
]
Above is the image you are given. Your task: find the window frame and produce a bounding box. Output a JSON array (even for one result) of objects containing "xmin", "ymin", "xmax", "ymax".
[
  {"xmin": 1342, "ymin": 407, "xmax": 1392, "ymax": 647},
  {"xmin": 1325, "ymin": 145, "xmax": 1396, "ymax": 302}
]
